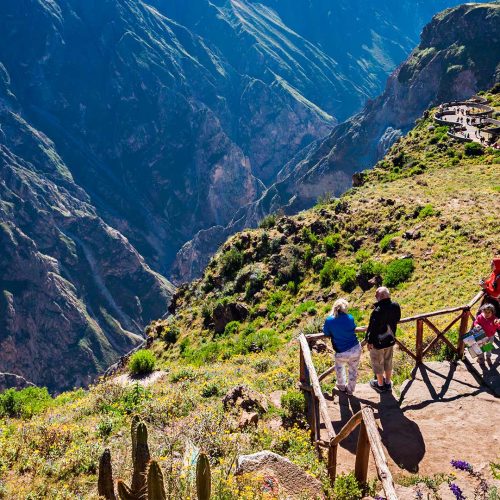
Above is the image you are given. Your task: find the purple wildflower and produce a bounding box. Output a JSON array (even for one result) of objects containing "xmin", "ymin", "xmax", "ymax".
[
  {"xmin": 451, "ymin": 460, "xmax": 473, "ymax": 472},
  {"xmin": 449, "ymin": 482, "xmax": 466, "ymax": 500}
]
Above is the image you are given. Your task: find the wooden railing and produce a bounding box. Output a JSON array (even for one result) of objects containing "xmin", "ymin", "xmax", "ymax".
[
  {"xmin": 299, "ymin": 333, "xmax": 398, "ymax": 499},
  {"xmin": 298, "ymin": 292, "xmax": 485, "ymax": 497}
]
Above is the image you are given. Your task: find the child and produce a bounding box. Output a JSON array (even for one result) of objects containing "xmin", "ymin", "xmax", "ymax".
[{"xmin": 473, "ymin": 303, "xmax": 500, "ymax": 361}]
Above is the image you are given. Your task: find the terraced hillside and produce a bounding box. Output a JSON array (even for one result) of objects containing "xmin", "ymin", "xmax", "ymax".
[{"xmin": 0, "ymin": 95, "xmax": 499, "ymax": 498}]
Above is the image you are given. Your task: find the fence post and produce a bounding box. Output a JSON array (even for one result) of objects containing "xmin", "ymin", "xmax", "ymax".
[
  {"xmin": 299, "ymin": 344, "xmax": 307, "ymax": 385},
  {"xmin": 416, "ymin": 319, "xmax": 424, "ymax": 363},
  {"xmin": 328, "ymin": 443, "xmax": 338, "ymax": 486},
  {"xmin": 299, "ymin": 344, "xmax": 315, "ymax": 435},
  {"xmin": 457, "ymin": 309, "xmax": 469, "ymax": 358},
  {"xmin": 354, "ymin": 419, "xmax": 370, "ymax": 485}
]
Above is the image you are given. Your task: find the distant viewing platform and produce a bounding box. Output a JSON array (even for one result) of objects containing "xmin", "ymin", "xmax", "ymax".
[{"xmin": 435, "ymin": 95, "xmax": 500, "ymax": 149}]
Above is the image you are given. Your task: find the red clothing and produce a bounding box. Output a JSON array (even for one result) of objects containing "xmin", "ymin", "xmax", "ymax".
[
  {"xmin": 474, "ymin": 312, "xmax": 498, "ymax": 338},
  {"xmin": 484, "ymin": 258, "xmax": 500, "ymax": 299}
]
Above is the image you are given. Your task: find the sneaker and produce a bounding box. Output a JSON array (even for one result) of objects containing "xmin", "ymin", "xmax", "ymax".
[
  {"xmin": 384, "ymin": 379, "xmax": 393, "ymax": 391},
  {"xmin": 369, "ymin": 379, "xmax": 385, "ymax": 393},
  {"xmin": 335, "ymin": 385, "xmax": 346, "ymax": 393}
]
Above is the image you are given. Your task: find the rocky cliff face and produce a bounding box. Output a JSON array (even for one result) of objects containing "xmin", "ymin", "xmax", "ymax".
[
  {"xmin": 0, "ymin": 77, "xmax": 174, "ymax": 390},
  {"xmin": 173, "ymin": 2, "xmax": 500, "ymax": 280}
]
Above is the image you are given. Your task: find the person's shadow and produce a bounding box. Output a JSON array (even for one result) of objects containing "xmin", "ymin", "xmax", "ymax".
[
  {"xmin": 329, "ymin": 391, "xmax": 362, "ymax": 454},
  {"xmin": 377, "ymin": 390, "xmax": 426, "ymax": 473}
]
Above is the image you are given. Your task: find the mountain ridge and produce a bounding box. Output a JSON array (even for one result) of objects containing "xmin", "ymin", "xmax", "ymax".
[{"xmin": 171, "ymin": 2, "xmax": 500, "ymax": 282}]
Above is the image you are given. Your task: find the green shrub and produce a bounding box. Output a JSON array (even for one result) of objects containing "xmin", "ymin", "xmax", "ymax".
[
  {"xmin": 253, "ymin": 358, "xmax": 273, "ymax": 373},
  {"xmin": 244, "ymin": 269, "xmax": 265, "ymax": 300},
  {"xmin": 301, "ymin": 227, "xmax": 318, "ymax": 246},
  {"xmin": 223, "ymin": 320, "xmax": 241, "ymax": 337},
  {"xmin": 117, "ymin": 384, "xmax": 152, "ymax": 414},
  {"xmin": 312, "ymin": 254, "xmax": 326, "ymax": 272},
  {"xmin": 464, "ymin": 142, "xmax": 484, "ymax": 156},
  {"xmin": 337, "ymin": 265, "xmax": 357, "ymax": 292},
  {"xmin": 349, "ymin": 307, "xmax": 365, "ymax": 325},
  {"xmin": 201, "ymin": 302, "xmax": 214, "ymax": 325},
  {"xmin": 303, "ymin": 244, "xmax": 313, "ymax": 267},
  {"xmin": 383, "ymin": 258, "xmax": 415, "ymax": 287},
  {"xmin": 286, "ymin": 280, "xmax": 299, "ymax": 295},
  {"xmin": 320, "ymin": 259, "xmax": 339, "ymax": 287},
  {"xmin": 0, "ymin": 387, "xmax": 52, "ymax": 419},
  {"xmin": 355, "ymin": 248, "xmax": 371, "ymax": 263},
  {"xmin": 169, "ymin": 368, "xmax": 196, "ymax": 383},
  {"xmin": 379, "ymin": 232, "xmax": 399, "ymax": 252},
  {"xmin": 162, "ymin": 324, "xmax": 180, "ymax": 344},
  {"xmin": 333, "ymin": 473, "xmax": 363, "ymax": 499},
  {"xmin": 237, "ymin": 328, "xmax": 281, "ymax": 354},
  {"xmin": 295, "ymin": 301, "xmax": 317, "ymax": 315},
  {"xmin": 96, "ymin": 416, "xmax": 114, "ymax": 439},
  {"xmin": 323, "ymin": 234, "xmax": 341, "ymax": 256},
  {"xmin": 201, "ymin": 382, "xmax": 221, "ymax": 398},
  {"xmin": 276, "ymin": 258, "xmax": 303, "ymax": 286},
  {"xmin": 220, "ymin": 248, "xmax": 244, "ymax": 279},
  {"xmin": 418, "ymin": 203, "xmax": 437, "ymax": 219},
  {"xmin": 281, "ymin": 389, "xmax": 306, "ymax": 425},
  {"xmin": 259, "ymin": 214, "xmax": 276, "ymax": 229},
  {"xmin": 128, "ymin": 349, "xmax": 156, "ymax": 376},
  {"xmin": 358, "ymin": 259, "xmax": 385, "ymax": 282}
]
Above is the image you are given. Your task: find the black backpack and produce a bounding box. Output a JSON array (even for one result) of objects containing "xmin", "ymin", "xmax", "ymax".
[{"xmin": 375, "ymin": 324, "xmax": 396, "ymax": 349}]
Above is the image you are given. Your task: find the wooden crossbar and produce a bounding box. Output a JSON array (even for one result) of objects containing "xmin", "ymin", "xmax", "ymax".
[
  {"xmin": 331, "ymin": 411, "xmax": 363, "ymax": 446},
  {"xmin": 421, "ymin": 314, "xmax": 462, "ymax": 357}
]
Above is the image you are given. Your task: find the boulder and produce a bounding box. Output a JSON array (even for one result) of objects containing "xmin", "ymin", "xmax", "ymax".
[
  {"xmin": 222, "ymin": 385, "xmax": 268, "ymax": 414},
  {"xmin": 352, "ymin": 171, "xmax": 367, "ymax": 187},
  {"xmin": 403, "ymin": 229, "xmax": 421, "ymax": 240},
  {"xmin": 236, "ymin": 451, "xmax": 324, "ymax": 499},
  {"xmin": 238, "ymin": 410, "xmax": 259, "ymax": 429},
  {"xmin": 213, "ymin": 302, "xmax": 249, "ymax": 334}
]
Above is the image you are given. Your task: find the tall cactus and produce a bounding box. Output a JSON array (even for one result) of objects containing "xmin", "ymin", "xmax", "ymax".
[
  {"xmin": 196, "ymin": 453, "xmax": 211, "ymax": 500},
  {"xmin": 147, "ymin": 460, "xmax": 167, "ymax": 500},
  {"xmin": 117, "ymin": 480, "xmax": 141, "ymax": 500},
  {"xmin": 98, "ymin": 448, "xmax": 116, "ymax": 500},
  {"xmin": 131, "ymin": 414, "xmax": 140, "ymax": 461},
  {"xmin": 131, "ymin": 421, "xmax": 151, "ymax": 493}
]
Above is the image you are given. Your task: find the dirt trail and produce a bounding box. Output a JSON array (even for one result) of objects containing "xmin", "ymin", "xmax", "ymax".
[{"xmin": 322, "ymin": 358, "xmax": 500, "ymax": 480}]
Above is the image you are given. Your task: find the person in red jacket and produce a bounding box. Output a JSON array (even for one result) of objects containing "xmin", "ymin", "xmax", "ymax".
[{"xmin": 480, "ymin": 257, "xmax": 500, "ymax": 320}]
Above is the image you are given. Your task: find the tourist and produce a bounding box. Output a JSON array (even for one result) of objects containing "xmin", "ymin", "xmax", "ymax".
[
  {"xmin": 366, "ymin": 287, "xmax": 401, "ymax": 393},
  {"xmin": 473, "ymin": 303, "xmax": 499, "ymax": 363},
  {"xmin": 323, "ymin": 298, "xmax": 362, "ymax": 395},
  {"xmin": 480, "ymin": 257, "xmax": 500, "ymax": 320}
]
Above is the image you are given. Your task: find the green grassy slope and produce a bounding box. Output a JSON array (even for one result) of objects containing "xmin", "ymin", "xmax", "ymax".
[{"xmin": 0, "ymin": 93, "xmax": 499, "ymax": 498}]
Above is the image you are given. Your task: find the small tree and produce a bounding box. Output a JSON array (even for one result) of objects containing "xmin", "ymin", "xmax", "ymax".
[{"xmin": 220, "ymin": 248, "xmax": 244, "ymax": 279}]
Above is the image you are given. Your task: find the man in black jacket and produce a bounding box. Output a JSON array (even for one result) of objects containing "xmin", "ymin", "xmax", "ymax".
[{"xmin": 366, "ymin": 287, "xmax": 401, "ymax": 393}]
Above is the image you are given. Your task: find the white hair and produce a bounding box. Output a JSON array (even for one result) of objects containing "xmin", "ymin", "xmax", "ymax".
[
  {"xmin": 331, "ymin": 298, "xmax": 349, "ymax": 318},
  {"xmin": 376, "ymin": 287, "xmax": 391, "ymax": 300}
]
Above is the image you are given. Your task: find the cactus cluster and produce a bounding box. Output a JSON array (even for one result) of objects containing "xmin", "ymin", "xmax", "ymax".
[{"xmin": 98, "ymin": 416, "xmax": 211, "ymax": 500}]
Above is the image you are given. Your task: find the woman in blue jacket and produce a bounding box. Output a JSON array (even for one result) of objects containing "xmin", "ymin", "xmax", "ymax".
[{"xmin": 323, "ymin": 298, "xmax": 362, "ymax": 395}]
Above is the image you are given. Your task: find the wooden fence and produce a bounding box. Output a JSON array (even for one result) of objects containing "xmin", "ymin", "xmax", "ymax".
[{"xmin": 298, "ymin": 291, "xmax": 485, "ymax": 498}]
